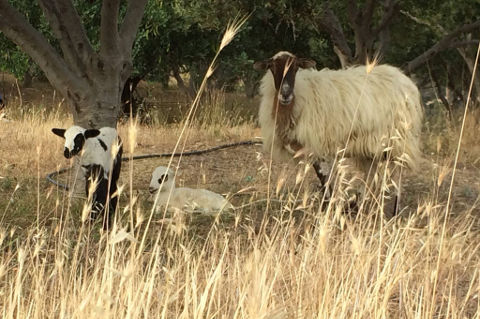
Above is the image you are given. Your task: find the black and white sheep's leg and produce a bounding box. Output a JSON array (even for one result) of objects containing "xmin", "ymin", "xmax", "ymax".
[
  {"xmin": 105, "ymin": 143, "xmax": 123, "ymax": 229},
  {"xmin": 85, "ymin": 164, "xmax": 108, "ymax": 224},
  {"xmin": 391, "ymin": 169, "xmax": 403, "ymax": 216},
  {"xmin": 312, "ymin": 160, "xmax": 333, "ymax": 201}
]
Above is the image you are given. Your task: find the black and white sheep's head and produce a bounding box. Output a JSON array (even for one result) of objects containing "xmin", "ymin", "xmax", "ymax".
[
  {"xmin": 149, "ymin": 166, "xmax": 175, "ymax": 194},
  {"xmin": 254, "ymin": 51, "xmax": 316, "ymax": 106},
  {"xmin": 51, "ymin": 126, "xmax": 101, "ymax": 159}
]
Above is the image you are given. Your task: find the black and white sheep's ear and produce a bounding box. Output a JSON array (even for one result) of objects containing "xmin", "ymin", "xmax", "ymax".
[
  {"xmin": 51, "ymin": 128, "xmax": 66, "ymax": 138},
  {"xmin": 297, "ymin": 58, "xmax": 316, "ymax": 69},
  {"xmin": 253, "ymin": 59, "xmax": 272, "ymax": 71},
  {"xmin": 84, "ymin": 129, "xmax": 101, "ymax": 139}
]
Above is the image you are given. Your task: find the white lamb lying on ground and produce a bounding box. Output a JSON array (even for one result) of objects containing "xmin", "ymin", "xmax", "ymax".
[{"xmin": 149, "ymin": 166, "xmax": 234, "ymax": 213}]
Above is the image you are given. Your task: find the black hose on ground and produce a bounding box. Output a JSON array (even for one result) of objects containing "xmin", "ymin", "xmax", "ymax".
[{"xmin": 46, "ymin": 140, "xmax": 262, "ymax": 191}]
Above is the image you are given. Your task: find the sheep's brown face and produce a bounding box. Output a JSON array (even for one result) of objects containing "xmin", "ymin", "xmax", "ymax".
[{"xmin": 254, "ymin": 51, "xmax": 316, "ymax": 106}]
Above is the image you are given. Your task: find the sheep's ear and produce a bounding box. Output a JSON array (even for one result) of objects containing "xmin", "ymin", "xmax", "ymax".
[
  {"xmin": 84, "ymin": 129, "xmax": 101, "ymax": 139},
  {"xmin": 51, "ymin": 128, "xmax": 66, "ymax": 138},
  {"xmin": 253, "ymin": 59, "xmax": 272, "ymax": 71},
  {"xmin": 298, "ymin": 58, "xmax": 316, "ymax": 69}
]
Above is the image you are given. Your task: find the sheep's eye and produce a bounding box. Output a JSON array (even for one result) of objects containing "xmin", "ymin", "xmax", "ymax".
[
  {"xmin": 73, "ymin": 134, "xmax": 85, "ymax": 152},
  {"xmin": 158, "ymin": 174, "xmax": 169, "ymax": 184}
]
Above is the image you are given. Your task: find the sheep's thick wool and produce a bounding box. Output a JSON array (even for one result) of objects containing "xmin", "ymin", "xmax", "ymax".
[
  {"xmin": 258, "ymin": 62, "xmax": 423, "ymax": 169},
  {"xmin": 150, "ymin": 166, "xmax": 234, "ymax": 213},
  {"xmin": 52, "ymin": 125, "xmax": 122, "ymax": 228}
]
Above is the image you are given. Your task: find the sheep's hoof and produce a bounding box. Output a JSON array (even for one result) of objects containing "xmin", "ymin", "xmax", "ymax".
[
  {"xmin": 343, "ymin": 193, "xmax": 360, "ymax": 216},
  {"xmin": 90, "ymin": 202, "xmax": 105, "ymax": 221},
  {"xmin": 392, "ymin": 195, "xmax": 400, "ymax": 216}
]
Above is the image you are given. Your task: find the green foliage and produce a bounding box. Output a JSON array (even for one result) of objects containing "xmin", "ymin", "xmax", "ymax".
[
  {"xmin": 0, "ymin": 0, "xmax": 478, "ymax": 99},
  {"xmin": 0, "ymin": 0, "xmax": 46, "ymax": 80}
]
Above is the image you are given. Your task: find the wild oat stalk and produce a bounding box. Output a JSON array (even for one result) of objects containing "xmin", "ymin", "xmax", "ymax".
[
  {"xmin": 146, "ymin": 14, "xmax": 248, "ymax": 254},
  {"xmin": 430, "ymin": 41, "xmax": 480, "ymax": 316}
]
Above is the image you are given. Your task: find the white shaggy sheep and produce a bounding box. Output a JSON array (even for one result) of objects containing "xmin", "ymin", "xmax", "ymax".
[
  {"xmin": 254, "ymin": 51, "xmax": 423, "ymax": 211},
  {"xmin": 149, "ymin": 166, "xmax": 234, "ymax": 213},
  {"xmin": 52, "ymin": 126, "xmax": 122, "ymax": 228}
]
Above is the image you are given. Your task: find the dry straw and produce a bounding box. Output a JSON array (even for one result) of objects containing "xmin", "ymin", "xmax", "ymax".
[{"xmin": 0, "ymin": 17, "xmax": 479, "ymax": 319}]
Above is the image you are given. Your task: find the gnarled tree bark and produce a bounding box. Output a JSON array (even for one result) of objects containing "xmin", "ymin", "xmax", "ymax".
[
  {"xmin": 315, "ymin": 0, "xmax": 399, "ymax": 67},
  {"xmin": 0, "ymin": 0, "xmax": 148, "ymax": 128},
  {"xmin": 403, "ymin": 20, "xmax": 480, "ymax": 74}
]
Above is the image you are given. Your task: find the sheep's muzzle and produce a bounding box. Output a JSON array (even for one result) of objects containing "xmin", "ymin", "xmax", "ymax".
[{"xmin": 64, "ymin": 148, "xmax": 73, "ymax": 159}]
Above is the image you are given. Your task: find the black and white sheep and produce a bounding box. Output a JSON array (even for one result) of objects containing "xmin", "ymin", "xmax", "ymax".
[
  {"xmin": 254, "ymin": 51, "xmax": 423, "ymax": 210},
  {"xmin": 52, "ymin": 126, "xmax": 122, "ymax": 228},
  {"xmin": 149, "ymin": 166, "xmax": 234, "ymax": 213}
]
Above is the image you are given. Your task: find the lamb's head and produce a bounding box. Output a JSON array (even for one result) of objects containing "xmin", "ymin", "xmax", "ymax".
[
  {"xmin": 254, "ymin": 51, "xmax": 316, "ymax": 106},
  {"xmin": 149, "ymin": 166, "xmax": 175, "ymax": 194},
  {"xmin": 52, "ymin": 126, "xmax": 101, "ymax": 159}
]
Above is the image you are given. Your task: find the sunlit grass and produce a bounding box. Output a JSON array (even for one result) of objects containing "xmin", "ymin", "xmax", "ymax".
[
  {"xmin": 0, "ymin": 23, "xmax": 479, "ymax": 319},
  {"xmin": 1, "ymin": 93, "xmax": 480, "ymax": 318},
  {"xmin": 0, "ymin": 167, "xmax": 479, "ymax": 318}
]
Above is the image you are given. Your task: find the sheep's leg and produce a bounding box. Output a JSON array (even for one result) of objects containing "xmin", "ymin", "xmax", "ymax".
[
  {"xmin": 86, "ymin": 165, "xmax": 108, "ymax": 224},
  {"xmin": 357, "ymin": 157, "xmax": 404, "ymax": 217},
  {"xmin": 104, "ymin": 145, "xmax": 123, "ymax": 230},
  {"xmin": 313, "ymin": 160, "xmax": 332, "ymax": 200},
  {"xmin": 392, "ymin": 168, "xmax": 403, "ymax": 216},
  {"xmin": 351, "ymin": 158, "xmax": 379, "ymax": 215},
  {"xmin": 95, "ymin": 177, "xmax": 109, "ymax": 224},
  {"xmin": 85, "ymin": 167, "xmax": 99, "ymax": 221}
]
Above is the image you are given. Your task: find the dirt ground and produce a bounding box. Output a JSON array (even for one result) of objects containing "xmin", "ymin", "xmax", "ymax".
[
  {"xmin": 50, "ymin": 126, "xmax": 480, "ymax": 223},
  {"xmin": 1, "ymin": 75, "xmax": 479, "ymax": 229}
]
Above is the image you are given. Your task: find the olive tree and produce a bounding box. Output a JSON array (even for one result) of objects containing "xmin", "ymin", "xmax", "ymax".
[{"xmin": 0, "ymin": 0, "xmax": 148, "ymax": 127}]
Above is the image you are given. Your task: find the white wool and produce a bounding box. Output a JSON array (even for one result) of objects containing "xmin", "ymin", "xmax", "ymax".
[
  {"xmin": 272, "ymin": 51, "xmax": 295, "ymax": 59},
  {"xmin": 64, "ymin": 126, "xmax": 120, "ymax": 177},
  {"xmin": 258, "ymin": 60, "xmax": 423, "ymax": 169},
  {"xmin": 63, "ymin": 125, "xmax": 86, "ymax": 151},
  {"xmin": 150, "ymin": 166, "xmax": 234, "ymax": 213}
]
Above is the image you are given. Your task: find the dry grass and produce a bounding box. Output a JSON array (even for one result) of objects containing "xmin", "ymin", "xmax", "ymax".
[
  {"xmin": 1, "ymin": 93, "xmax": 480, "ymax": 319},
  {"xmin": 1, "ymin": 123, "xmax": 480, "ymax": 318},
  {"xmin": 1, "ymin": 24, "xmax": 480, "ymax": 319}
]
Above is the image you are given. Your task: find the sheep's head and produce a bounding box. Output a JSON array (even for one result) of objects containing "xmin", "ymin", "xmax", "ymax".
[
  {"xmin": 149, "ymin": 166, "xmax": 175, "ymax": 194},
  {"xmin": 52, "ymin": 126, "xmax": 101, "ymax": 158},
  {"xmin": 254, "ymin": 51, "xmax": 316, "ymax": 106}
]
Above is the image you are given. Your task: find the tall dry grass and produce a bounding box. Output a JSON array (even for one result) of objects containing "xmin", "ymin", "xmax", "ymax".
[
  {"xmin": 1, "ymin": 20, "xmax": 480, "ymax": 319},
  {"xmin": 0, "ymin": 154, "xmax": 479, "ymax": 318}
]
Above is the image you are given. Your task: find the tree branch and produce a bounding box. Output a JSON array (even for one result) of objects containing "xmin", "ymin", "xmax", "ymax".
[
  {"xmin": 100, "ymin": 0, "xmax": 121, "ymax": 58},
  {"xmin": 449, "ymin": 40, "xmax": 479, "ymax": 48},
  {"xmin": 347, "ymin": 2, "xmax": 360, "ymax": 28},
  {"xmin": 363, "ymin": 0, "xmax": 377, "ymax": 26},
  {"xmin": 316, "ymin": 4, "xmax": 353, "ymax": 67},
  {"xmin": 403, "ymin": 20, "xmax": 480, "ymax": 73},
  {"xmin": 373, "ymin": 0, "xmax": 398, "ymax": 57},
  {"xmin": 49, "ymin": 0, "xmax": 94, "ymax": 64},
  {"xmin": 373, "ymin": 0, "xmax": 398, "ymax": 36},
  {"xmin": 0, "ymin": 0, "xmax": 87, "ymax": 96},
  {"xmin": 37, "ymin": 0, "xmax": 81, "ymax": 73},
  {"xmin": 119, "ymin": 0, "xmax": 148, "ymax": 53}
]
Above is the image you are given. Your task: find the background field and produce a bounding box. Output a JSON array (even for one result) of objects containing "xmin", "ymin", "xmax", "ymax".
[{"xmin": 1, "ymin": 71, "xmax": 480, "ymax": 317}]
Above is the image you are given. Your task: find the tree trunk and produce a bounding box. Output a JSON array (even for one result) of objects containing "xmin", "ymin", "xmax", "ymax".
[
  {"xmin": 121, "ymin": 75, "xmax": 144, "ymax": 116},
  {"xmin": 22, "ymin": 62, "xmax": 35, "ymax": 88},
  {"xmin": 0, "ymin": 0, "xmax": 148, "ymax": 196},
  {"xmin": 172, "ymin": 66, "xmax": 195, "ymax": 98},
  {"xmin": 457, "ymin": 42, "xmax": 480, "ymax": 105},
  {"xmin": 70, "ymin": 58, "xmax": 128, "ymax": 128},
  {"xmin": 0, "ymin": 0, "xmax": 148, "ymax": 129},
  {"xmin": 244, "ymin": 79, "xmax": 258, "ymax": 98}
]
